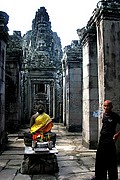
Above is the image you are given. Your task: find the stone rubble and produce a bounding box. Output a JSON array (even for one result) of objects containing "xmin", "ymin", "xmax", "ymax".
[{"xmin": 0, "ymin": 123, "xmax": 120, "ymax": 180}]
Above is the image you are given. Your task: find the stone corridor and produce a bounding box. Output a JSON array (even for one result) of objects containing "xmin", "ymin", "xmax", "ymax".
[{"xmin": 0, "ymin": 123, "xmax": 120, "ymax": 180}]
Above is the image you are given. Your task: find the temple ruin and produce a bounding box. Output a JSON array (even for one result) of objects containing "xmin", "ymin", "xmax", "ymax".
[
  {"xmin": 5, "ymin": 7, "xmax": 63, "ymax": 133},
  {"xmin": 1, "ymin": 1, "xmax": 120, "ymax": 160}
]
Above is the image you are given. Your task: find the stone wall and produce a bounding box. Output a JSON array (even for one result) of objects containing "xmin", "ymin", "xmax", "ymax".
[
  {"xmin": 0, "ymin": 11, "xmax": 9, "ymax": 150},
  {"xmin": 78, "ymin": 0, "xmax": 120, "ymax": 151},
  {"xmin": 96, "ymin": 0, "xmax": 120, "ymax": 155},
  {"xmin": 6, "ymin": 31, "xmax": 23, "ymax": 132}
]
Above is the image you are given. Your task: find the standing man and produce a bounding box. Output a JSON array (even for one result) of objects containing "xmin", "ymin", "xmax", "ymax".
[{"xmin": 91, "ymin": 100, "xmax": 120, "ymax": 180}]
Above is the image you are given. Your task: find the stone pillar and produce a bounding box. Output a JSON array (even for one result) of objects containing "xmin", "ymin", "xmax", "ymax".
[
  {"xmin": 95, "ymin": 0, "xmax": 120, "ymax": 113},
  {"xmin": 50, "ymin": 82, "xmax": 54, "ymax": 117},
  {"xmin": 82, "ymin": 25, "xmax": 99, "ymax": 149},
  {"xmin": 52, "ymin": 82, "xmax": 56, "ymax": 119},
  {"xmin": 28, "ymin": 78, "xmax": 32, "ymax": 118},
  {"xmin": 0, "ymin": 11, "xmax": 9, "ymax": 150},
  {"xmin": 62, "ymin": 41, "xmax": 82, "ymax": 132},
  {"xmin": 96, "ymin": 1, "xmax": 120, "ymax": 157},
  {"xmin": 62, "ymin": 58, "xmax": 66, "ymax": 125},
  {"xmin": 47, "ymin": 84, "xmax": 51, "ymax": 115}
]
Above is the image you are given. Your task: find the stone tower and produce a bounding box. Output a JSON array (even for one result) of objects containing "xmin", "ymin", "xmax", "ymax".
[{"xmin": 21, "ymin": 7, "xmax": 63, "ymax": 122}]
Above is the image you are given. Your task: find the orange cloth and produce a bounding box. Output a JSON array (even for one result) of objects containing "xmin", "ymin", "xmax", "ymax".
[
  {"xmin": 30, "ymin": 112, "xmax": 52, "ymax": 133},
  {"xmin": 32, "ymin": 121, "xmax": 53, "ymax": 141},
  {"xmin": 30, "ymin": 112, "xmax": 53, "ymax": 141},
  {"xmin": 40, "ymin": 121, "xmax": 53, "ymax": 132}
]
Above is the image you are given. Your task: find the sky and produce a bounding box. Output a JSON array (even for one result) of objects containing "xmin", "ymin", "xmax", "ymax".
[{"xmin": 0, "ymin": 0, "xmax": 99, "ymax": 48}]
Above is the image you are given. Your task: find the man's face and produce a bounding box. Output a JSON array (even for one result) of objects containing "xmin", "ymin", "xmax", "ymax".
[{"xmin": 104, "ymin": 100, "xmax": 113, "ymax": 114}]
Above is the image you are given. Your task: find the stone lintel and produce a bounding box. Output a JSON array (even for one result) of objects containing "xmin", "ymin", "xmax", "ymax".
[
  {"xmin": 64, "ymin": 52, "xmax": 82, "ymax": 65},
  {"xmin": 28, "ymin": 67, "xmax": 56, "ymax": 71},
  {"xmin": 30, "ymin": 78, "xmax": 54, "ymax": 83},
  {"xmin": 81, "ymin": 25, "xmax": 96, "ymax": 46}
]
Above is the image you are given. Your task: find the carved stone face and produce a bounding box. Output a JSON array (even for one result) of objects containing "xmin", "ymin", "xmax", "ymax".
[{"xmin": 37, "ymin": 39, "xmax": 46, "ymax": 51}]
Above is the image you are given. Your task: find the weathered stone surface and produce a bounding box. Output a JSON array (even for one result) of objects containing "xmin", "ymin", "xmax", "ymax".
[
  {"xmin": 0, "ymin": 160, "xmax": 9, "ymax": 171},
  {"xmin": 0, "ymin": 155, "xmax": 24, "ymax": 160},
  {"xmin": 5, "ymin": 6, "xmax": 63, "ymax": 133},
  {"xmin": 95, "ymin": 0, "xmax": 120, "ymax": 156},
  {"xmin": 0, "ymin": 11, "xmax": 9, "ymax": 152},
  {"xmin": 6, "ymin": 159, "xmax": 22, "ymax": 169},
  {"xmin": 21, "ymin": 154, "xmax": 59, "ymax": 175},
  {"xmin": 0, "ymin": 168, "xmax": 17, "ymax": 180},
  {"xmin": 32, "ymin": 174, "xmax": 56, "ymax": 180},
  {"xmin": 2, "ymin": 150, "xmax": 24, "ymax": 155},
  {"xmin": 82, "ymin": 25, "xmax": 98, "ymax": 149},
  {"xmin": 62, "ymin": 41, "xmax": 82, "ymax": 132},
  {"xmin": 14, "ymin": 173, "xmax": 31, "ymax": 180},
  {"xmin": 6, "ymin": 30, "xmax": 23, "ymax": 133},
  {"xmin": 1, "ymin": 123, "xmax": 120, "ymax": 179},
  {"xmin": 21, "ymin": 7, "xmax": 63, "ymax": 122}
]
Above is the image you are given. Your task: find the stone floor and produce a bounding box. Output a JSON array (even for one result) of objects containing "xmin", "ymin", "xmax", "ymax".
[{"xmin": 0, "ymin": 123, "xmax": 120, "ymax": 180}]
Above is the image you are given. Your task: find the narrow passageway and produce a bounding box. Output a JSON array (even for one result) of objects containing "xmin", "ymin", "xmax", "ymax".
[
  {"xmin": 53, "ymin": 123, "xmax": 96, "ymax": 180},
  {"xmin": 2, "ymin": 123, "xmax": 119, "ymax": 180}
]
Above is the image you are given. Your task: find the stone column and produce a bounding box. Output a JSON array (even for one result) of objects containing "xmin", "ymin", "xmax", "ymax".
[
  {"xmin": 63, "ymin": 42, "xmax": 82, "ymax": 132},
  {"xmin": 50, "ymin": 82, "xmax": 54, "ymax": 117},
  {"xmin": 96, "ymin": 1, "xmax": 120, "ymax": 127},
  {"xmin": 82, "ymin": 25, "xmax": 99, "ymax": 149},
  {"xmin": 0, "ymin": 11, "xmax": 9, "ymax": 150},
  {"xmin": 28, "ymin": 77, "xmax": 32, "ymax": 118},
  {"xmin": 31, "ymin": 83, "xmax": 36, "ymax": 113},
  {"xmin": 52, "ymin": 82, "xmax": 56, "ymax": 119},
  {"xmin": 96, "ymin": 1, "xmax": 120, "ymax": 157},
  {"xmin": 62, "ymin": 58, "xmax": 66, "ymax": 125},
  {"xmin": 47, "ymin": 84, "xmax": 51, "ymax": 115}
]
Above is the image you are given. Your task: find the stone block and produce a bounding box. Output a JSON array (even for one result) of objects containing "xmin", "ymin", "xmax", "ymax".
[
  {"xmin": 70, "ymin": 68, "xmax": 82, "ymax": 75},
  {"xmin": 89, "ymin": 63, "xmax": 98, "ymax": 76},
  {"xmin": 83, "ymin": 76, "xmax": 89, "ymax": 89},
  {"xmin": 90, "ymin": 88, "xmax": 98, "ymax": 99},
  {"xmin": 6, "ymin": 159, "xmax": 22, "ymax": 169},
  {"xmin": 83, "ymin": 65, "xmax": 89, "ymax": 78},
  {"xmin": 21, "ymin": 154, "xmax": 59, "ymax": 175},
  {"xmin": 14, "ymin": 173, "xmax": 31, "ymax": 180},
  {"xmin": 0, "ymin": 160, "xmax": 9, "ymax": 171},
  {"xmin": 32, "ymin": 174, "xmax": 56, "ymax": 180},
  {"xmin": 0, "ymin": 168, "xmax": 17, "ymax": 179}
]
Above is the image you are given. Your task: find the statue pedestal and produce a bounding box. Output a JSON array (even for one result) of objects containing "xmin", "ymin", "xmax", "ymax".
[{"xmin": 21, "ymin": 146, "xmax": 59, "ymax": 174}]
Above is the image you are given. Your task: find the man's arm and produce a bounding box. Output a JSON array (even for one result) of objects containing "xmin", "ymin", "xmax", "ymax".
[
  {"xmin": 113, "ymin": 130, "xmax": 120, "ymax": 141},
  {"xmin": 113, "ymin": 113, "xmax": 120, "ymax": 141}
]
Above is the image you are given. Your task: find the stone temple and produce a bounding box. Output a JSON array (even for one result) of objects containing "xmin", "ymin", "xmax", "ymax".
[
  {"xmin": 1, "ymin": 1, "xmax": 120, "ymax": 160},
  {"xmin": 5, "ymin": 7, "xmax": 63, "ymax": 133}
]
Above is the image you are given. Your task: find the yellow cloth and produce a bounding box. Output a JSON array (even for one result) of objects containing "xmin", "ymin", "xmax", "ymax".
[{"xmin": 30, "ymin": 113, "xmax": 52, "ymax": 133}]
